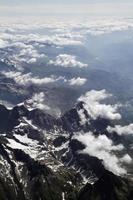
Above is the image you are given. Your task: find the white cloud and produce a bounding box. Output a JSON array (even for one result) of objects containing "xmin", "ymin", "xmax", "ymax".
[
  {"xmin": 0, "ymin": 38, "xmax": 8, "ymax": 48},
  {"xmin": 26, "ymin": 92, "xmax": 50, "ymax": 111},
  {"xmin": 74, "ymin": 132, "xmax": 127, "ymax": 175},
  {"xmin": 78, "ymin": 109, "xmax": 88, "ymax": 126},
  {"xmin": 68, "ymin": 77, "xmax": 87, "ymax": 86},
  {"xmin": 78, "ymin": 90, "xmax": 121, "ymax": 121},
  {"xmin": 0, "ymin": 26, "xmax": 82, "ymax": 69},
  {"xmin": 6, "ymin": 42, "xmax": 45, "ymax": 68},
  {"xmin": 0, "ymin": 33, "xmax": 46, "ymax": 68},
  {"xmin": 2, "ymin": 70, "xmax": 87, "ymax": 87},
  {"xmin": 4, "ymin": 32, "xmax": 82, "ymax": 47},
  {"xmin": 120, "ymin": 154, "xmax": 132, "ymax": 164},
  {"xmin": 54, "ymin": 32, "xmax": 83, "ymax": 40},
  {"xmin": 85, "ymin": 20, "xmax": 133, "ymax": 35},
  {"xmin": 2, "ymin": 71, "xmax": 65, "ymax": 86},
  {"xmin": 49, "ymin": 54, "xmax": 87, "ymax": 68},
  {"xmin": 107, "ymin": 124, "xmax": 133, "ymax": 136},
  {"xmin": 1, "ymin": 19, "xmax": 133, "ymax": 69},
  {"xmin": 31, "ymin": 35, "xmax": 82, "ymax": 46}
]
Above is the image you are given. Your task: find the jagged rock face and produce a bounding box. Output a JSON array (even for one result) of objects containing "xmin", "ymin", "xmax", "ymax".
[
  {"xmin": 78, "ymin": 170, "xmax": 133, "ymax": 200},
  {"xmin": 60, "ymin": 101, "xmax": 113, "ymax": 135},
  {"xmin": 28, "ymin": 109, "xmax": 57, "ymax": 130},
  {"xmin": 0, "ymin": 143, "xmax": 80, "ymax": 200},
  {"xmin": 0, "ymin": 104, "xmax": 56, "ymax": 133},
  {"xmin": 0, "ymin": 104, "xmax": 83, "ymax": 200},
  {"xmin": 0, "ymin": 103, "xmax": 133, "ymax": 200},
  {"xmin": 0, "ymin": 102, "xmax": 112, "ymax": 134}
]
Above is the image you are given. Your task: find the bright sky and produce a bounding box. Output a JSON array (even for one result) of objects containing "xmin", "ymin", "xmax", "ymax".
[{"xmin": 0, "ymin": 0, "xmax": 133, "ymax": 20}]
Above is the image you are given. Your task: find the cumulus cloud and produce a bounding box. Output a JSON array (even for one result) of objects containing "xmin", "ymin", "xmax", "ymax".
[
  {"xmin": 0, "ymin": 38, "xmax": 8, "ymax": 48},
  {"xmin": 78, "ymin": 90, "xmax": 121, "ymax": 121},
  {"xmin": 0, "ymin": 25, "xmax": 83, "ymax": 69},
  {"xmin": 0, "ymin": 37, "xmax": 45, "ymax": 68},
  {"xmin": 26, "ymin": 92, "xmax": 50, "ymax": 111},
  {"xmin": 2, "ymin": 71, "xmax": 65, "ymax": 86},
  {"xmin": 3, "ymin": 31, "xmax": 82, "ymax": 47},
  {"xmin": 68, "ymin": 77, "xmax": 87, "ymax": 86},
  {"xmin": 16, "ymin": 43, "xmax": 44, "ymax": 61},
  {"xmin": 120, "ymin": 154, "xmax": 132, "ymax": 164},
  {"xmin": 3, "ymin": 70, "xmax": 87, "ymax": 87},
  {"xmin": 107, "ymin": 124, "xmax": 133, "ymax": 136},
  {"xmin": 8, "ymin": 42, "xmax": 45, "ymax": 67},
  {"xmin": 32, "ymin": 35, "xmax": 82, "ymax": 46},
  {"xmin": 74, "ymin": 132, "xmax": 129, "ymax": 175},
  {"xmin": 54, "ymin": 32, "xmax": 83, "ymax": 40},
  {"xmin": 49, "ymin": 54, "xmax": 87, "ymax": 68},
  {"xmin": 8, "ymin": 18, "xmax": 133, "ymax": 35},
  {"xmin": 85, "ymin": 19, "xmax": 133, "ymax": 35}
]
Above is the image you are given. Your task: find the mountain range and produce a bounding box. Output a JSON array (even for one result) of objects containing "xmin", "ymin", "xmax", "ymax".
[{"xmin": 0, "ymin": 101, "xmax": 133, "ymax": 200}]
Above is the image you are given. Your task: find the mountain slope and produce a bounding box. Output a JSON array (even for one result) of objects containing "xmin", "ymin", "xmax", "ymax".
[
  {"xmin": 78, "ymin": 170, "xmax": 133, "ymax": 200},
  {"xmin": 0, "ymin": 103, "xmax": 132, "ymax": 200}
]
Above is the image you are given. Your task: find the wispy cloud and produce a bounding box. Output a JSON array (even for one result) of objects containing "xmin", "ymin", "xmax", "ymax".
[{"xmin": 74, "ymin": 131, "xmax": 131, "ymax": 175}]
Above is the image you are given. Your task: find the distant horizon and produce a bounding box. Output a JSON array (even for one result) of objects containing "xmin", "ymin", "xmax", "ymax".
[{"xmin": 0, "ymin": 1, "xmax": 133, "ymax": 22}]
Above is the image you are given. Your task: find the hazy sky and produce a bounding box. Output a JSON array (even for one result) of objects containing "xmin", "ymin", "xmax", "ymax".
[
  {"xmin": 0, "ymin": 0, "xmax": 132, "ymax": 4},
  {"xmin": 0, "ymin": 0, "xmax": 133, "ymax": 20}
]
